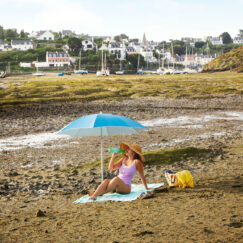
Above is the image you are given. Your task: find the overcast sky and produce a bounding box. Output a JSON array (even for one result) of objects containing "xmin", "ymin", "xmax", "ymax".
[{"xmin": 1, "ymin": 0, "xmax": 242, "ymax": 41}]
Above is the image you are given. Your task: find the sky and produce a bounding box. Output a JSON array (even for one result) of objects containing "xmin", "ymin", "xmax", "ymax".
[{"xmin": 0, "ymin": 0, "xmax": 242, "ymax": 41}]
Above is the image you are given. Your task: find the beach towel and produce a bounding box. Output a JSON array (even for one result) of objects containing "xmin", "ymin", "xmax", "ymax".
[{"xmin": 73, "ymin": 183, "xmax": 164, "ymax": 204}]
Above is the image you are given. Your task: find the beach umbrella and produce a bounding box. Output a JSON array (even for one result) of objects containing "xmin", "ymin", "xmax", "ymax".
[{"xmin": 57, "ymin": 113, "xmax": 147, "ymax": 181}]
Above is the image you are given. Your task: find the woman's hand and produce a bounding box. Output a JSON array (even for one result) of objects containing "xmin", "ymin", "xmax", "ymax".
[{"xmin": 112, "ymin": 152, "xmax": 118, "ymax": 158}]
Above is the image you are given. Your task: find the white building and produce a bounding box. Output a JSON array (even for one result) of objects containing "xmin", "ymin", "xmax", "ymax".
[
  {"xmin": 82, "ymin": 39, "xmax": 97, "ymax": 51},
  {"xmin": 140, "ymin": 49, "xmax": 154, "ymax": 62},
  {"xmin": 233, "ymin": 37, "xmax": 243, "ymax": 44},
  {"xmin": 107, "ymin": 42, "xmax": 126, "ymax": 60},
  {"xmin": 208, "ymin": 37, "xmax": 223, "ymax": 45},
  {"xmin": 0, "ymin": 40, "xmax": 12, "ymax": 52},
  {"xmin": 29, "ymin": 30, "xmax": 54, "ymax": 41},
  {"xmin": 11, "ymin": 40, "xmax": 33, "ymax": 51}
]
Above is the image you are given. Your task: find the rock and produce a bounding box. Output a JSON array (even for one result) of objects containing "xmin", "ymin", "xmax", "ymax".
[
  {"xmin": 8, "ymin": 171, "xmax": 19, "ymax": 177},
  {"xmin": 72, "ymin": 169, "xmax": 79, "ymax": 176},
  {"xmin": 37, "ymin": 209, "xmax": 46, "ymax": 217}
]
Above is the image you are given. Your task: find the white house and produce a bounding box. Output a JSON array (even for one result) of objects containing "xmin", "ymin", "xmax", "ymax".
[
  {"xmin": 46, "ymin": 51, "xmax": 70, "ymax": 67},
  {"xmin": 233, "ymin": 37, "xmax": 243, "ymax": 44},
  {"xmin": 11, "ymin": 40, "xmax": 33, "ymax": 51},
  {"xmin": 82, "ymin": 38, "xmax": 96, "ymax": 51},
  {"xmin": 140, "ymin": 48, "xmax": 154, "ymax": 62},
  {"xmin": 29, "ymin": 30, "xmax": 54, "ymax": 41},
  {"xmin": 107, "ymin": 42, "xmax": 126, "ymax": 60},
  {"xmin": 0, "ymin": 41, "xmax": 12, "ymax": 52},
  {"xmin": 208, "ymin": 37, "xmax": 223, "ymax": 45}
]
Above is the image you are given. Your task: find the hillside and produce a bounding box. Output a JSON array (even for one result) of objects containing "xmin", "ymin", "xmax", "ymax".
[{"xmin": 203, "ymin": 46, "xmax": 243, "ymax": 73}]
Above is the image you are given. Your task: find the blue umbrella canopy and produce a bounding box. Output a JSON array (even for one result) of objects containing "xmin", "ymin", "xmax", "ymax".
[
  {"xmin": 57, "ymin": 113, "xmax": 147, "ymax": 136},
  {"xmin": 57, "ymin": 113, "xmax": 147, "ymax": 181}
]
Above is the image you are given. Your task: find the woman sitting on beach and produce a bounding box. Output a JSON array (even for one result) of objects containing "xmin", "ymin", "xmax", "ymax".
[{"xmin": 89, "ymin": 142, "xmax": 149, "ymax": 200}]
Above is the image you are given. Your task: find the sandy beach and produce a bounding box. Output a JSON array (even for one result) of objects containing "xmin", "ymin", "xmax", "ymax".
[{"xmin": 0, "ymin": 95, "xmax": 243, "ymax": 242}]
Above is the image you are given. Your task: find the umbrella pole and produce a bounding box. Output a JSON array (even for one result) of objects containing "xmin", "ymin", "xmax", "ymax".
[{"xmin": 100, "ymin": 127, "xmax": 104, "ymax": 182}]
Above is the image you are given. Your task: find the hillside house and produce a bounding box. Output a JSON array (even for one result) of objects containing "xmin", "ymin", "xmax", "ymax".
[
  {"xmin": 11, "ymin": 40, "xmax": 33, "ymax": 51},
  {"xmin": 29, "ymin": 30, "xmax": 54, "ymax": 41},
  {"xmin": 62, "ymin": 30, "xmax": 74, "ymax": 37},
  {"xmin": 233, "ymin": 37, "xmax": 243, "ymax": 44},
  {"xmin": 208, "ymin": 37, "xmax": 223, "ymax": 45},
  {"xmin": 82, "ymin": 38, "xmax": 97, "ymax": 51},
  {"xmin": 46, "ymin": 51, "xmax": 70, "ymax": 67},
  {"xmin": 0, "ymin": 41, "xmax": 12, "ymax": 52},
  {"xmin": 107, "ymin": 42, "xmax": 126, "ymax": 60},
  {"xmin": 126, "ymin": 46, "xmax": 136, "ymax": 55}
]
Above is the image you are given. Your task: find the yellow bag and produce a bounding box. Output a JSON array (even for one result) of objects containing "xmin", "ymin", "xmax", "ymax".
[{"xmin": 176, "ymin": 170, "xmax": 194, "ymax": 188}]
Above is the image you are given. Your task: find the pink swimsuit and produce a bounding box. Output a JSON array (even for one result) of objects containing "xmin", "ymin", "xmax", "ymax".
[{"xmin": 118, "ymin": 158, "xmax": 137, "ymax": 187}]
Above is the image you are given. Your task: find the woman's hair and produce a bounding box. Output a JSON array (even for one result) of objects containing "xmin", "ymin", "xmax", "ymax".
[{"xmin": 133, "ymin": 152, "xmax": 141, "ymax": 161}]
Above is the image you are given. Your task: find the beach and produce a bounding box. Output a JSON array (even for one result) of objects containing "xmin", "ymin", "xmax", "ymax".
[{"xmin": 0, "ymin": 92, "xmax": 243, "ymax": 242}]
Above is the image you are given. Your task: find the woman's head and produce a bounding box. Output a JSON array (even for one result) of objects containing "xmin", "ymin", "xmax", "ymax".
[{"xmin": 120, "ymin": 142, "xmax": 145, "ymax": 162}]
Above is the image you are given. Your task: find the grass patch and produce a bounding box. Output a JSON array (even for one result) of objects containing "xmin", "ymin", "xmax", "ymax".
[{"xmin": 0, "ymin": 72, "xmax": 242, "ymax": 107}]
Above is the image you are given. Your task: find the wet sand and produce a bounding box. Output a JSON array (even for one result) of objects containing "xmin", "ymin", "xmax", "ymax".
[{"xmin": 0, "ymin": 97, "xmax": 243, "ymax": 242}]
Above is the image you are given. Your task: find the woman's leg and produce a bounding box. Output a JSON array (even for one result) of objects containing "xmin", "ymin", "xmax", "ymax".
[
  {"xmin": 106, "ymin": 177, "xmax": 131, "ymax": 194},
  {"xmin": 89, "ymin": 177, "xmax": 130, "ymax": 199},
  {"xmin": 89, "ymin": 179, "xmax": 110, "ymax": 199}
]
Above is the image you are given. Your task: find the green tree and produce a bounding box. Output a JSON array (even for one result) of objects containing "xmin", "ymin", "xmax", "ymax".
[
  {"xmin": 94, "ymin": 37, "xmax": 103, "ymax": 48},
  {"xmin": 220, "ymin": 32, "xmax": 233, "ymax": 44},
  {"xmin": 20, "ymin": 30, "xmax": 28, "ymax": 38},
  {"xmin": 195, "ymin": 41, "xmax": 205, "ymax": 49},
  {"xmin": 120, "ymin": 34, "xmax": 129, "ymax": 40},
  {"xmin": 126, "ymin": 53, "xmax": 145, "ymax": 69},
  {"xmin": 67, "ymin": 37, "xmax": 82, "ymax": 53},
  {"xmin": 239, "ymin": 29, "xmax": 243, "ymax": 37},
  {"xmin": 114, "ymin": 35, "xmax": 121, "ymax": 42},
  {"xmin": 0, "ymin": 25, "xmax": 4, "ymax": 40},
  {"xmin": 5, "ymin": 29, "xmax": 18, "ymax": 39},
  {"xmin": 173, "ymin": 44, "xmax": 185, "ymax": 55}
]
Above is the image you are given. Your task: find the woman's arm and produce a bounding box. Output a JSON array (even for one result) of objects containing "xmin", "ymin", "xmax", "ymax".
[
  {"xmin": 108, "ymin": 154, "xmax": 123, "ymax": 172},
  {"xmin": 136, "ymin": 160, "xmax": 149, "ymax": 190}
]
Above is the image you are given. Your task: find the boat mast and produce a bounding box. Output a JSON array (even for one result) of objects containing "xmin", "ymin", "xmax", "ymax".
[
  {"xmin": 101, "ymin": 46, "xmax": 104, "ymax": 71},
  {"xmin": 79, "ymin": 49, "xmax": 81, "ymax": 70},
  {"xmin": 171, "ymin": 41, "xmax": 174, "ymax": 70},
  {"xmin": 185, "ymin": 44, "xmax": 188, "ymax": 69},
  {"xmin": 162, "ymin": 43, "xmax": 165, "ymax": 69},
  {"xmin": 137, "ymin": 54, "xmax": 140, "ymax": 70}
]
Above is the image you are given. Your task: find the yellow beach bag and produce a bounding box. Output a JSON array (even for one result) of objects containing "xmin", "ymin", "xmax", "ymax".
[{"xmin": 176, "ymin": 170, "xmax": 194, "ymax": 188}]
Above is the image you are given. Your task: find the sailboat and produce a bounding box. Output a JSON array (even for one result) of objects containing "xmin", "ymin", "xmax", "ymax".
[
  {"xmin": 96, "ymin": 48, "xmax": 110, "ymax": 76},
  {"xmin": 74, "ymin": 50, "xmax": 88, "ymax": 74},
  {"xmin": 183, "ymin": 45, "xmax": 197, "ymax": 74},
  {"xmin": 157, "ymin": 44, "xmax": 166, "ymax": 75},
  {"xmin": 32, "ymin": 61, "xmax": 45, "ymax": 76},
  {"xmin": 137, "ymin": 54, "xmax": 144, "ymax": 74},
  {"xmin": 116, "ymin": 56, "xmax": 124, "ymax": 75}
]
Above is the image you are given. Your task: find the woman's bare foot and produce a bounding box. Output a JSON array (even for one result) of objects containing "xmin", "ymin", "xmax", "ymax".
[
  {"xmin": 88, "ymin": 191, "xmax": 95, "ymax": 196},
  {"xmin": 89, "ymin": 195, "xmax": 97, "ymax": 200}
]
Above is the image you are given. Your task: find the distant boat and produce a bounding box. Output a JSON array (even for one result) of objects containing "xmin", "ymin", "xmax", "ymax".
[
  {"xmin": 137, "ymin": 69, "xmax": 144, "ymax": 75},
  {"xmin": 115, "ymin": 70, "xmax": 124, "ymax": 75},
  {"xmin": 32, "ymin": 63, "xmax": 45, "ymax": 76},
  {"xmin": 115, "ymin": 58, "xmax": 124, "ymax": 75},
  {"xmin": 136, "ymin": 55, "xmax": 144, "ymax": 74},
  {"xmin": 0, "ymin": 71, "xmax": 6, "ymax": 78},
  {"xmin": 58, "ymin": 72, "xmax": 64, "ymax": 76},
  {"xmin": 74, "ymin": 50, "xmax": 88, "ymax": 74},
  {"xmin": 97, "ymin": 48, "xmax": 110, "ymax": 76}
]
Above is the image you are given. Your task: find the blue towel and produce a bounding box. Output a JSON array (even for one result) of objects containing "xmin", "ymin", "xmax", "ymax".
[{"xmin": 73, "ymin": 183, "xmax": 164, "ymax": 203}]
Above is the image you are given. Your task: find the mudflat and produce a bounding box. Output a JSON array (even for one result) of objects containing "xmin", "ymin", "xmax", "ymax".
[{"xmin": 0, "ymin": 74, "xmax": 243, "ymax": 242}]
